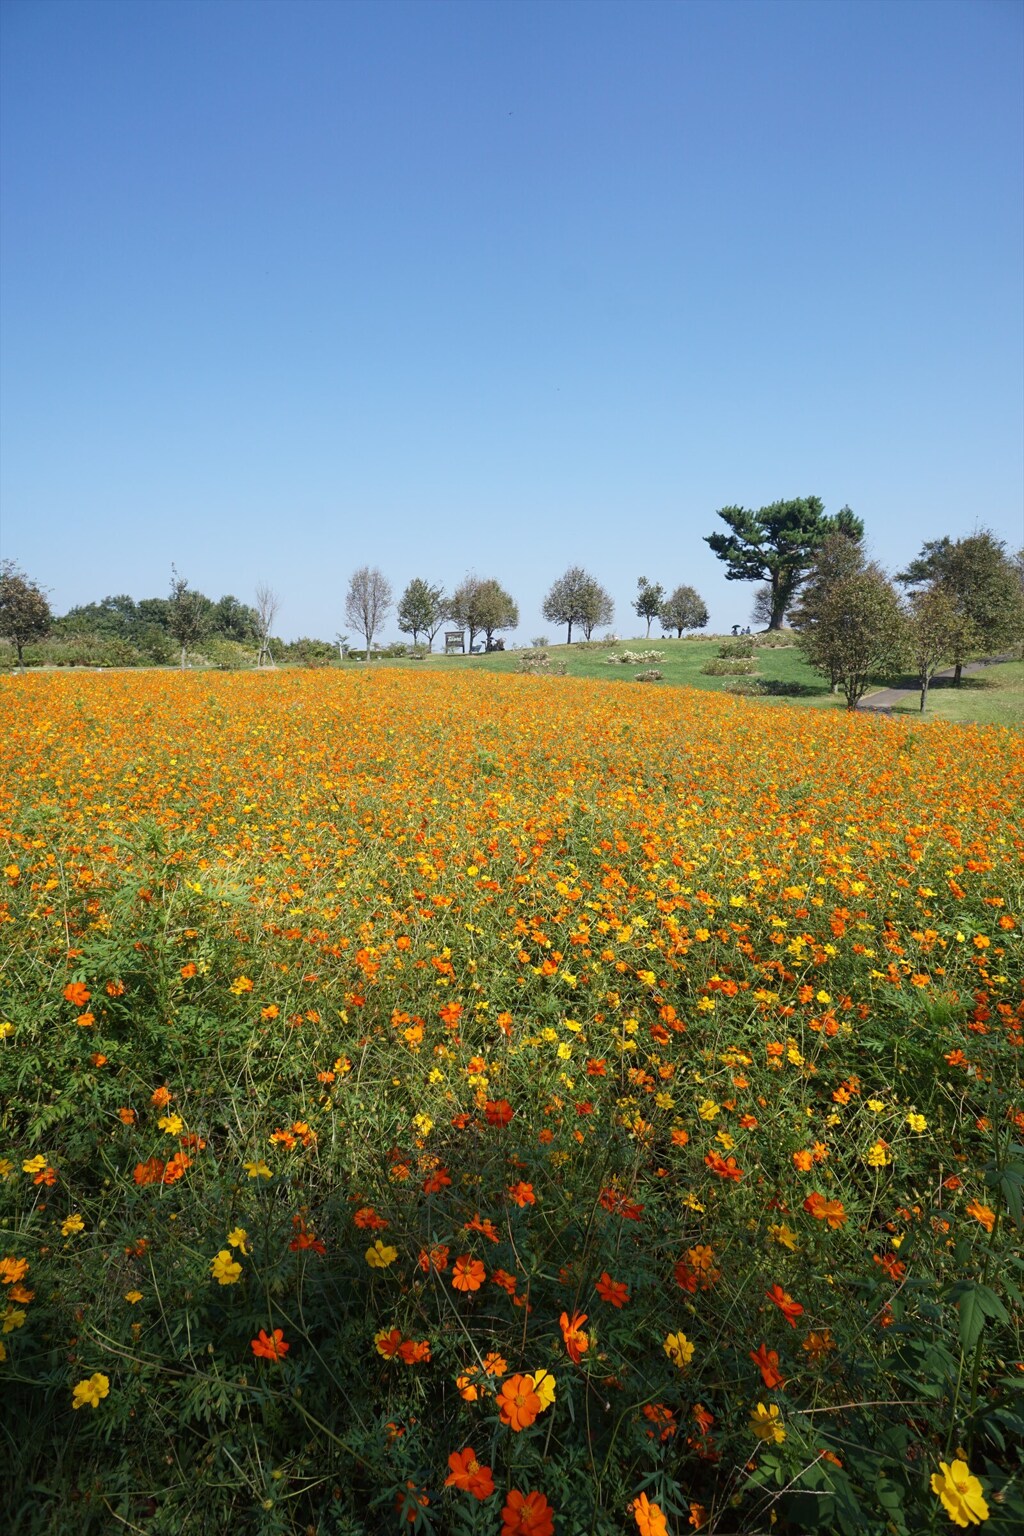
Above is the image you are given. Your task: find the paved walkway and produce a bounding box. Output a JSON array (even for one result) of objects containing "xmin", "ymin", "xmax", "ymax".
[{"xmin": 860, "ymin": 655, "xmax": 1015, "ymax": 712}]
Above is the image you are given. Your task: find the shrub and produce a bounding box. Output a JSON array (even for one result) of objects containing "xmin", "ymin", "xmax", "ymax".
[{"xmin": 701, "ymin": 657, "xmax": 757, "ymax": 675}]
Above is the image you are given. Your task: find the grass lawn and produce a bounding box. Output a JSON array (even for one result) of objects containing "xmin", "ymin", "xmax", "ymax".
[{"xmin": 877, "ymin": 660, "xmax": 1024, "ymax": 729}]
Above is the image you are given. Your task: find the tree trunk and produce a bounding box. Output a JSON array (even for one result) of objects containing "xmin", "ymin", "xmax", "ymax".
[
  {"xmin": 953, "ymin": 661, "xmax": 963, "ymax": 685},
  {"xmin": 180, "ymin": 644, "xmax": 187, "ymax": 670},
  {"xmin": 919, "ymin": 674, "xmax": 929, "ymax": 712},
  {"xmin": 645, "ymin": 615, "xmax": 652, "ymax": 636},
  {"xmin": 566, "ymin": 620, "xmax": 573, "ymax": 644}
]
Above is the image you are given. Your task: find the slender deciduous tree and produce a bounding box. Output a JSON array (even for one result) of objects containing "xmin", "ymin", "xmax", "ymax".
[
  {"xmin": 345, "ymin": 567, "xmax": 392, "ymax": 660},
  {"xmin": 542, "ymin": 567, "xmax": 612, "ymax": 644}
]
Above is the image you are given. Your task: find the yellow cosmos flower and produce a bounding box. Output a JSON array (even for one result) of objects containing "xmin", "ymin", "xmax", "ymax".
[
  {"xmin": 663, "ymin": 1332, "xmax": 695, "ymax": 1369},
  {"xmin": 930, "ymin": 1460, "xmax": 989, "ymax": 1528},
  {"xmin": 530, "ymin": 1368, "xmax": 556, "ymax": 1410},
  {"xmin": 61, "ymin": 1214, "xmax": 85, "ymax": 1236},
  {"xmin": 243, "ymin": 1160, "xmax": 273, "ymax": 1179},
  {"xmin": 157, "ymin": 1114, "xmax": 184, "ymax": 1136},
  {"xmin": 210, "ymin": 1249, "xmax": 243, "ymax": 1285},
  {"xmin": 906, "ymin": 1113, "xmax": 927, "ymax": 1132},
  {"xmin": 124, "ymin": 1291, "xmax": 143, "ymax": 1305},
  {"xmin": 22, "ymin": 1155, "xmax": 46, "ymax": 1175},
  {"xmin": 749, "ymin": 1402, "xmax": 786, "ymax": 1444},
  {"xmin": 72, "ymin": 1372, "xmax": 110, "ymax": 1410},
  {"xmin": 365, "ymin": 1240, "xmax": 398, "ymax": 1268},
  {"xmin": 697, "ymin": 1099, "xmax": 720, "ymax": 1121},
  {"xmin": 769, "ymin": 1222, "xmax": 800, "ymax": 1252},
  {"xmin": 2, "ymin": 1307, "xmax": 27, "ymax": 1333},
  {"xmin": 226, "ymin": 1227, "xmax": 249, "ymax": 1255},
  {"xmin": 866, "ymin": 1140, "xmax": 892, "ymax": 1168}
]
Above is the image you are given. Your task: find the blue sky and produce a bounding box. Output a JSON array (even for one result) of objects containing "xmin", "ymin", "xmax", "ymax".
[{"xmin": 2, "ymin": 0, "xmax": 1021, "ymax": 643}]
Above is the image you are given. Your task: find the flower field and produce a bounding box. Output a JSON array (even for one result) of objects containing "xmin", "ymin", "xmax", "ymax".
[{"xmin": 1, "ymin": 669, "xmax": 1021, "ymax": 1536}]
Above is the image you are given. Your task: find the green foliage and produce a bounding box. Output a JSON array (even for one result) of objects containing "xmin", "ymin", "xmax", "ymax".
[
  {"xmin": 793, "ymin": 561, "xmax": 906, "ymax": 708},
  {"xmin": 706, "ymin": 498, "xmax": 864, "ymax": 630},
  {"xmin": 397, "ymin": 579, "xmax": 447, "ymax": 651},
  {"xmin": 542, "ymin": 567, "xmax": 614, "ymax": 644},
  {"xmin": 0, "ymin": 560, "xmax": 52, "ymax": 666},
  {"xmin": 658, "ymin": 585, "xmax": 708, "ymax": 637},
  {"xmin": 898, "ymin": 530, "xmax": 1024, "ymax": 680},
  {"xmin": 632, "ymin": 576, "xmax": 665, "ymax": 637}
]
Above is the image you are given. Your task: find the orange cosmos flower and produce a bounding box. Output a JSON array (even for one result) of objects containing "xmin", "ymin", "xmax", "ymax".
[
  {"xmin": 766, "ymin": 1284, "xmax": 804, "ymax": 1326},
  {"xmin": 750, "ymin": 1342, "xmax": 786, "ymax": 1389},
  {"xmin": 507, "ymin": 1181, "xmax": 536, "ymax": 1207},
  {"xmin": 417, "ymin": 1244, "xmax": 450, "ymax": 1273},
  {"xmin": 63, "ymin": 982, "xmax": 91, "ymax": 1008},
  {"xmin": 559, "ymin": 1310, "xmax": 590, "ymax": 1363},
  {"xmin": 497, "ymin": 1373, "xmax": 542, "ymax": 1431},
  {"xmin": 704, "ymin": 1150, "xmax": 743, "ymax": 1182},
  {"xmin": 451, "ymin": 1255, "xmax": 486, "ymax": 1292},
  {"xmin": 444, "ymin": 1446, "xmax": 495, "ymax": 1499},
  {"xmin": 631, "ymin": 1492, "xmax": 670, "ymax": 1536},
  {"xmin": 397, "ymin": 1338, "xmax": 431, "ymax": 1364},
  {"xmin": 595, "ymin": 1271, "xmax": 630, "ymax": 1308},
  {"xmin": 501, "ymin": 1489, "xmax": 555, "ymax": 1536},
  {"xmin": 965, "ymin": 1200, "xmax": 996, "ymax": 1233},
  {"xmin": 422, "ymin": 1166, "xmax": 452, "ymax": 1194},
  {"xmin": 803, "ymin": 1192, "xmax": 848, "ymax": 1229},
  {"xmin": 251, "ymin": 1328, "xmax": 289, "ymax": 1361}
]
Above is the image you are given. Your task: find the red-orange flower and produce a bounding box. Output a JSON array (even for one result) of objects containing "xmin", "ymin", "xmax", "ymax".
[
  {"xmin": 451, "ymin": 1255, "xmax": 486, "ymax": 1292},
  {"xmin": 251, "ymin": 1328, "xmax": 289, "ymax": 1361},
  {"xmin": 497, "ymin": 1373, "xmax": 542, "ymax": 1431},
  {"xmin": 374, "ymin": 1327, "xmax": 404, "ymax": 1359},
  {"xmin": 595, "ymin": 1271, "xmax": 630, "ymax": 1308},
  {"xmin": 559, "ymin": 1310, "xmax": 590, "ymax": 1363},
  {"xmin": 417, "ymin": 1243, "xmax": 450, "ymax": 1273},
  {"xmin": 501, "ymin": 1489, "xmax": 555, "ymax": 1535},
  {"xmin": 397, "ymin": 1337, "xmax": 432, "ymax": 1364},
  {"xmin": 508, "ymin": 1181, "xmax": 536, "ymax": 1207},
  {"xmin": 422, "ymin": 1167, "xmax": 452, "ymax": 1194},
  {"xmin": 704, "ymin": 1150, "xmax": 743, "ymax": 1182},
  {"xmin": 750, "ymin": 1342, "xmax": 786, "ymax": 1389},
  {"xmin": 63, "ymin": 981, "xmax": 91, "ymax": 1008},
  {"xmin": 444, "ymin": 1446, "xmax": 495, "ymax": 1499},
  {"xmin": 766, "ymin": 1284, "xmax": 804, "ymax": 1327},
  {"xmin": 485, "ymin": 1098, "xmax": 514, "ymax": 1127}
]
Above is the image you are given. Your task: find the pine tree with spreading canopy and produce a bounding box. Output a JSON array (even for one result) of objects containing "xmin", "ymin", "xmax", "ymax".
[{"xmin": 706, "ymin": 497, "xmax": 863, "ymax": 630}]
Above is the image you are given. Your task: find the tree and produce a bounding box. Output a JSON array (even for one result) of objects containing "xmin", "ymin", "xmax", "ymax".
[
  {"xmin": 397, "ymin": 579, "xmax": 447, "ymax": 650},
  {"xmin": 706, "ymin": 497, "xmax": 864, "ymax": 630},
  {"xmin": 345, "ymin": 567, "xmax": 392, "ymax": 660},
  {"xmin": 254, "ymin": 583, "xmax": 280, "ymax": 668},
  {"xmin": 542, "ymin": 567, "xmax": 613, "ymax": 644},
  {"xmin": 792, "ymin": 561, "xmax": 905, "ymax": 709},
  {"xmin": 633, "ymin": 577, "xmax": 665, "ymax": 637},
  {"xmin": 790, "ymin": 533, "xmax": 869, "ymax": 688},
  {"xmin": 659, "ymin": 585, "xmax": 708, "ymax": 637},
  {"xmin": 448, "ymin": 575, "xmax": 517, "ymax": 651},
  {"xmin": 897, "ymin": 530, "xmax": 1024, "ymax": 683},
  {"xmin": 474, "ymin": 579, "xmax": 518, "ymax": 649},
  {"xmin": 211, "ymin": 594, "xmax": 258, "ymax": 644},
  {"xmin": 167, "ymin": 568, "xmax": 210, "ymax": 669},
  {"xmin": 0, "ymin": 560, "xmax": 51, "ymax": 668},
  {"xmin": 906, "ymin": 585, "xmax": 976, "ymax": 713}
]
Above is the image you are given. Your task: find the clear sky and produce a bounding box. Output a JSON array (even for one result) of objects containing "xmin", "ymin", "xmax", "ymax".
[{"xmin": 1, "ymin": 0, "xmax": 1021, "ymax": 643}]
